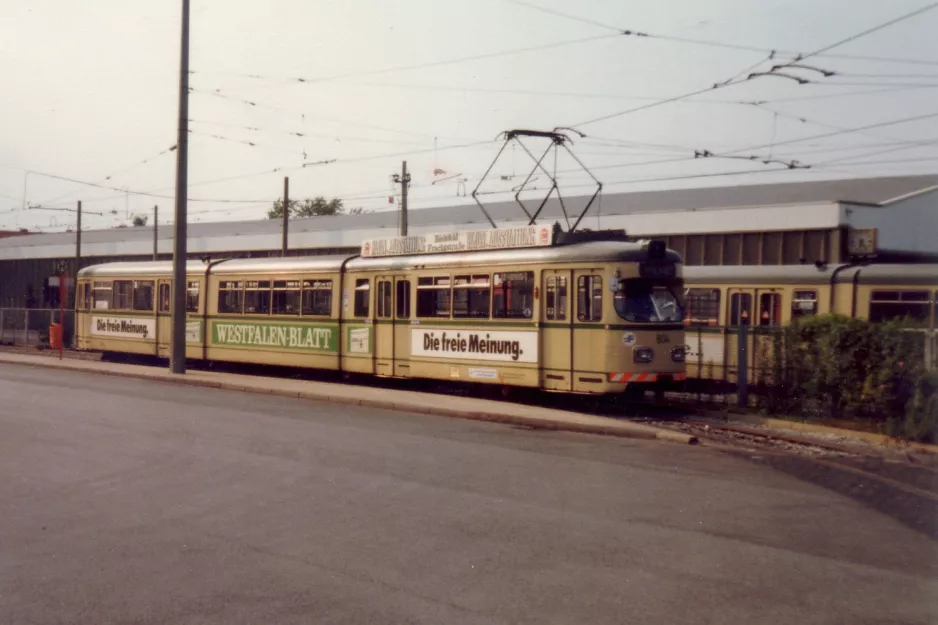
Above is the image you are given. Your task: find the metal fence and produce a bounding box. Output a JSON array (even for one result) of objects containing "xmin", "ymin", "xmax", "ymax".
[
  {"xmin": 0, "ymin": 308, "xmax": 75, "ymax": 348},
  {"xmin": 682, "ymin": 323, "xmax": 937, "ymax": 413}
]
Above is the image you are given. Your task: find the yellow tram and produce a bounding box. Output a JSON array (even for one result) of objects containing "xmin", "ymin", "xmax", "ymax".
[
  {"xmin": 681, "ymin": 263, "xmax": 938, "ymax": 385},
  {"xmin": 75, "ymin": 225, "xmax": 687, "ymax": 395}
]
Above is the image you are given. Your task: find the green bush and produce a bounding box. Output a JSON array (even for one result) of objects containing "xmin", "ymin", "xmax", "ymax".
[{"xmin": 756, "ymin": 315, "xmax": 934, "ymax": 441}]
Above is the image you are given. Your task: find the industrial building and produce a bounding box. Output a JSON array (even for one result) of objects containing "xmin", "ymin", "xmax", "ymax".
[{"xmin": 1, "ymin": 173, "xmax": 936, "ymax": 309}]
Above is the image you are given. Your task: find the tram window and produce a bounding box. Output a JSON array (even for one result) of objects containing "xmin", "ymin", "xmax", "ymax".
[
  {"xmin": 494, "ymin": 272, "xmax": 534, "ymax": 319},
  {"xmin": 82, "ymin": 283, "xmax": 91, "ymax": 310},
  {"xmin": 396, "ymin": 280, "xmax": 411, "ymax": 318},
  {"xmin": 576, "ymin": 275, "xmax": 602, "ymax": 322},
  {"xmin": 377, "ymin": 281, "xmax": 392, "ymax": 319},
  {"xmin": 186, "ymin": 281, "xmax": 200, "ymax": 313},
  {"xmin": 791, "ymin": 290, "xmax": 817, "ymax": 319},
  {"xmin": 758, "ymin": 292, "xmax": 780, "ymax": 326},
  {"xmin": 417, "ymin": 276, "xmax": 452, "ymax": 317},
  {"xmin": 453, "ymin": 274, "xmax": 491, "ymax": 319},
  {"xmin": 218, "ymin": 281, "xmax": 244, "ymax": 314},
  {"xmin": 302, "ymin": 279, "xmax": 333, "ymax": 316},
  {"xmin": 133, "ymin": 280, "xmax": 154, "ymax": 311},
  {"xmin": 158, "ymin": 283, "xmax": 171, "ymax": 313},
  {"xmin": 92, "ymin": 281, "xmax": 112, "ymax": 310},
  {"xmin": 272, "ymin": 280, "xmax": 301, "ymax": 315},
  {"xmin": 545, "ymin": 276, "xmax": 568, "ymax": 321},
  {"xmin": 244, "ymin": 281, "xmax": 271, "ymax": 315},
  {"xmin": 869, "ymin": 290, "xmax": 931, "ymax": 326},
  {"xmin": 112, "ymin": 280, "xmax": 134, "ymax": 310},
  {"xmin": 729, "ymin": 293, "xmax": 752, "ymax": 326},
  {"xmin": 354, "ymin": 279, "xmax": 370, "ymax": 317},
  {"xmin": 685, "ymin": 288, "xmax": 720, "ymax": 326}
]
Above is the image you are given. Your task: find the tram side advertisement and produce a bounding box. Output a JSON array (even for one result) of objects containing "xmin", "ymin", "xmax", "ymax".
[
  {"xmin": 411, "ymin": 329, "xmax": 537, "ymax": 363},
  {"xmin": 91, "ymin": 316, "xmax": 203, "ymax": 344},
  {"xmin": 92, "ymin": 316, "xmax": 155, "ymax": 339}
]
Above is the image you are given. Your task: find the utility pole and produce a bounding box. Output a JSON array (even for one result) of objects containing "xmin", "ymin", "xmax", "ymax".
[
  {"xmin": 75, "ymin": 201, "xmax": 82, "ymax": 283},
  {"xmin": 281, "ymin": 176, "xmax": 289, "ymax": 257},
  {"xmin": 170, "ymin": 0, "xmax": 190, "ymax": 375},
  {"xmin": 391, "ymin": 161, "xmax": 410, "ymax": 236},
  {"xmin": 153, "ymin": 205, "xmax": 158, "ymax": 260}
]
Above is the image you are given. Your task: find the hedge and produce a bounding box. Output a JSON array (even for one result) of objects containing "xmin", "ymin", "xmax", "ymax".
[{"xmin": 752, "ymin": 315, "xmax": 937, "ymax": 443}]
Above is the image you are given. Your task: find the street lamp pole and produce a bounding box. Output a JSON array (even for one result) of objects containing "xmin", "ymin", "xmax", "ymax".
[{"xmin": 170, "ymin": 0, "xmax": 190, "ymax": 375}]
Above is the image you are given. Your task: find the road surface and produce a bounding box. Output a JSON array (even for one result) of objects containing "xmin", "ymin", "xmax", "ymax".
[{"xmin": 0, "ymin": 363, "xmax": 935, "ymax": 624}]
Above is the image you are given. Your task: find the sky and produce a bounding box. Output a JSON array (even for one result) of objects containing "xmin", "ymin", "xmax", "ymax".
[{"xmin": 1, "ymin": 0, "xmax": 937, "ymax": 233}]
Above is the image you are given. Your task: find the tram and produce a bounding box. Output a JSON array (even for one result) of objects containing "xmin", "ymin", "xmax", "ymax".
[
  {"xmin": 681, "ymin": 263, "xmax": 938, "ymax": 385},
  {"xmin": 75, "ymin": 224, "xmax": 687, "ymax": 396}
]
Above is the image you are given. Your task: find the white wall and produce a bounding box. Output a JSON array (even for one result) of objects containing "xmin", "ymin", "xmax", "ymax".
[{"xmin": 845, "ymin": 188, "xmax": 938, "ymax": 255}]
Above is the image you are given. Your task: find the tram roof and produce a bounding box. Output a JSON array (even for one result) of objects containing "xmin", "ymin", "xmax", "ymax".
[
  {"xmin": 77, "ymin": 239, "xmax": 680, "ymax": 278},
  {"xmin": 683, "ymin": 263, "xmax": 938, "ymax": 286}
]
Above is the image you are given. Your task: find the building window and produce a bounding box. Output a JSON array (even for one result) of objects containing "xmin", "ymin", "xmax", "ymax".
[
  {"xmin": 396, "ymin": 280, "xmax": 411, "ymax": 318},
  {"xmin": 576, "ymin": 275, "xmax": 602, "ymax": 322},
  {"xmin": 791, "ymin": 290, "xmax": 817, "ymax": 319},
  {"xmin": 272, "ymin": 280, "xmax": 301, "ymax": 315},
  {"xmin": 869, "ymin": 290, "xmax": 931, "ymax": 326},
  {"xmin": 218, "ymin": 281, "xmax": 243, "ymax": 314},
  {"xmin": 730, "ymin": 293, "xmax": 752, "ymax": 326},
  {"xmin": 453, "ymin": 275, "xmax": 491, "ymax": 319},
  {"xmin": 302, "ymin": 279, "xmax": 332, "ymax": 316},
  {"xmin": 377, "ymin": 280, "xmax": 392, "ymax": 319},
  {"xmin": 354, "ymin": 278, "xmax": 370, "ymax": 317},
  {"xmin": 545, "ymin": 276, "xmax": 568, "ymax": 321},
  {"xmin": 186, "ymin": 281, "xmax": 200, "ymax": 313},
  {"xmin": 494, "ymin": 272, "xmax": 534, "ymax": 319},
  {"xmin": 685, "ymin": 288, "xmax": 720, "ymax": 326},
  {"xmin": 244, "ymin": 280, "xmax": 271, "ymax": 315},
  {"xmin": 416, "ymin": 276, "xmax": 451, "ymax": 318}
]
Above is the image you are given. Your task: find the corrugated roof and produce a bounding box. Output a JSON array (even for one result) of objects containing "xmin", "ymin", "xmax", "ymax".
[{"xmin": 4, "ymin": 174, "xmax": 936, "ymax": 253}]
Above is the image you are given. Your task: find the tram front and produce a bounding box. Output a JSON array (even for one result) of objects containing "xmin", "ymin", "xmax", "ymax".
[{"xmin": 607, "ymin": 241, "xmax": 687, "ymax": 399}]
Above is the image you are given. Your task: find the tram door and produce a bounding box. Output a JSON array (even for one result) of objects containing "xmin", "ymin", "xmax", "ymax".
[
  {"xmin": 374, "ymin": 275, "xmax": 410, "ymax": 378},
  {"xmin": 156, "ymin": 279, "xmax": 172, "ymax": 358},
  {"xmin": 541, "ymin": 269, "xmax": 573, "ymax": 391},
  {"xmin": 725, "ymin": 288, "xmax": 782, "ymax": 385},
  {"xmin": 374, "ymin": 277, "xmax": 395, "ymax": 376}
]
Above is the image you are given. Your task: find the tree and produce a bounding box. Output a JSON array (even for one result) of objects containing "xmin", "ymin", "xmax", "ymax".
[
  {"xmin": 267, "ymin": 196, "xmax": 345, "ymax": 219},
  {"xmin": 131, "ymin": 214, "xmax": 148, "ymax": 227}
]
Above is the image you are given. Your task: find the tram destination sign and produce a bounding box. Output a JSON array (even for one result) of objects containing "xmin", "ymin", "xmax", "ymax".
[{"xmin": 361, "ymin": 224, "xmax": 555, "ymax": 258}]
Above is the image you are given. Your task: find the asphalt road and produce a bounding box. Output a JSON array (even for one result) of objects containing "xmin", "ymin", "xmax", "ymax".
[{"xmin": 1, "ymin": 364, "xmax": 936, "ymax": 625}]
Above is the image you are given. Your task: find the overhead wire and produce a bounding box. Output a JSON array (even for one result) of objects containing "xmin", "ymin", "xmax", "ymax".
[
  {"xmin": 188, "ymin": 118, "xmax": 436, "ymax": 147},
  {"xmin": 34, "ymin": 145, "xmax": 178, "ymax": 207},
  {"xmin": 504, "ymin": 0, "xmax": 938, "ymax": 66},
  {"xmin": 190, "ymin": 33, "xmax": 621, "ymax": 85}
]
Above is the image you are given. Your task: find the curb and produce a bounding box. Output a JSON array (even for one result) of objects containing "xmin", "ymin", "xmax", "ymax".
[{"xmin": 0, "ymin": 355, "xmax": 698, "ymax": 446}]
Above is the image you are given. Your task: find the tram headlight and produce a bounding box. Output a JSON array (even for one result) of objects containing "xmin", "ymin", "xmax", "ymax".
[
  {"xmin": 633, "ymin": 347, "xmax": 654, "ymax": 363},
  {"xmin": 670, "ymin": 346, "xmax": 686, "ymax": 363}
]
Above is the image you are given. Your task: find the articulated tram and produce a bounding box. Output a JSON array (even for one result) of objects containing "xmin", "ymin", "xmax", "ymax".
[{"xmin": 75, "ymin": 225, "xmax": 687, "ymax": 396}]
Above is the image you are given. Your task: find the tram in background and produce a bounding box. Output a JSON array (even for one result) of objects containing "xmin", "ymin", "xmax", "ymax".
[
  {"xmin": 681, "ymin": 263, "xmax": 938, "ymax": 386},
  {"xmin": 75, "ymin": 224, "xmax": 687, "ymax": 396}
]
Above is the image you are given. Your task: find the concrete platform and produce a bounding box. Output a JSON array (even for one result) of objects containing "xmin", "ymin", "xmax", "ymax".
[{"xmin": 0, "ymin": 351, "xmax": 697, "ymax": 445}]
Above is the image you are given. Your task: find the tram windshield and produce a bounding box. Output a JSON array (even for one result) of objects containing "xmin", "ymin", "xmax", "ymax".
[{"xmin": 614, "ymin": 279, "xmax": 684, "ymax": 323}]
